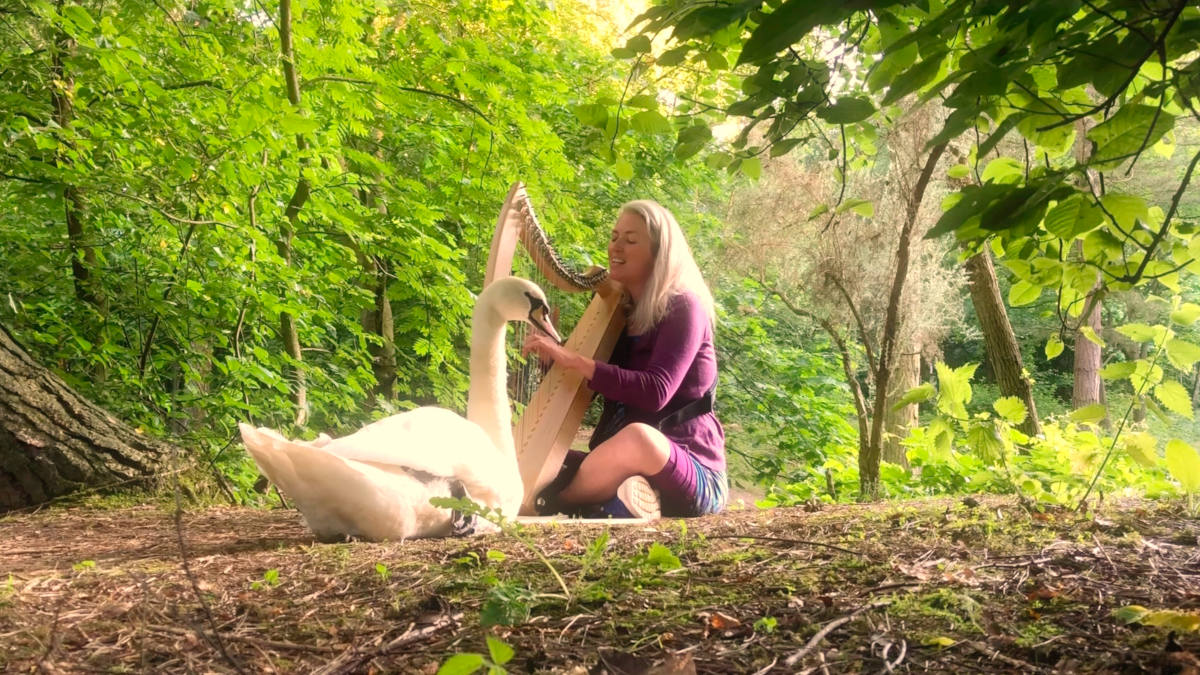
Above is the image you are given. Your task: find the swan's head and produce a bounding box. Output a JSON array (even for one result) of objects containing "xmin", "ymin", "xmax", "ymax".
[{"xmin": 478, "ymin": 276, "xmax": 563, "ymax": 343}]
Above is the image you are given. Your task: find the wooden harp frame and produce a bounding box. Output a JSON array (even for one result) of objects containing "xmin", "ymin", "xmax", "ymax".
[{"xmin": 485, "ymin": 182, "xmax": 625, "ymax": 515}]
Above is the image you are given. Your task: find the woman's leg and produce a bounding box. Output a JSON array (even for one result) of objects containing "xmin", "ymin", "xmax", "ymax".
[{"xmin": 559, "ymin": 422, "xmax": 671, "ymax": 504}]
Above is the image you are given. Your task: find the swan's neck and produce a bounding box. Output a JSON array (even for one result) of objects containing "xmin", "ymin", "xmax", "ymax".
[{"xmin": 466, "ymin": 309, "xmax": 514, "ymax": 457}]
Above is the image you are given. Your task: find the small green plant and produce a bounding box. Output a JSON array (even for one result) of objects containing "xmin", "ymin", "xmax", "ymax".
[
  {"xmin": 753, "ymin": 616, "xmax": 778, "ymax": 634},
  {"xmin": 636, "ymin": 542, "xmax": 683, "ymax": 572},
  {"xmin": 250, "ymin": 568, "xmax": 280, "ymax": 590},
  {"xmin": 436, "ymin": 635, "xmax": 515, "ymax": 674},
  {"xmin": 71, "ymin": 559, "xmax": 97, "ymax": 573},
  {"xmin": 1113, "ymin": 605, "xmax": 1200, "ymax": 632},
  {"xmin": 1165, "ymin": 440, "xmax": 1200, "ymax": 514},
  {"xmin": 375, "ymin": 562, "xmax": 390, "ymax": 582}
]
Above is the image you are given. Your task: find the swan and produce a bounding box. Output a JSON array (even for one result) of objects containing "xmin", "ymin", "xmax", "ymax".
[{"xmin": 238, "ymin": 276, "xmax": 561, "ymax": 542}]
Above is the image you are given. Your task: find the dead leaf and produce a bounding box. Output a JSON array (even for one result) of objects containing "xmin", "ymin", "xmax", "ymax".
[{"xmin": 709, "ymin": 611, "xmax": 741, "ymax": 630}]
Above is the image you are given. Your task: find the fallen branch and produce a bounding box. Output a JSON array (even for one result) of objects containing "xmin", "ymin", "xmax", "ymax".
[
  {"xmin": 784, "ymin": 601, "xmax": 891, "ymax": 667},
  {"xmin": 314, "ymin": 612, "xmax": 463, "ymax": 675}
]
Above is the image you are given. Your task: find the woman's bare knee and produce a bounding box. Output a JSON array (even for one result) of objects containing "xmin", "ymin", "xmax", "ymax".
[{"xmin": 607, "ymin": 423, "xmax": 671, "ymax": 474}]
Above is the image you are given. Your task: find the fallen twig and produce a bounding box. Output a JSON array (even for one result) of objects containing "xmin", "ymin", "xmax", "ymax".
[
  {"xmin": 784, "ymin": 601, "xmax": 891, "ymax": 667},
  {"xmin": 962, "ymin": 640, "xmax": 1046, "ymax": 673},
  {"xmin": 706, "ymin": 534, "xmax": 863, "ymax": 557},
  {"xmin": 313, "ymin": 611, "xmax": 463, "ymax": 675}
]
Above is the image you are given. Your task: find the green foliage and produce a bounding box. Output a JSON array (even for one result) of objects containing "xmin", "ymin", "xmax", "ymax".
[{"xmin": 436, "ymin": 636, "xmax": 515, "ymax": 675}]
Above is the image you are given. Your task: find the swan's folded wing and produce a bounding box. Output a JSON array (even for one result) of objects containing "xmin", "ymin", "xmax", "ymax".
[
  {"xmin": 311, "ymin": 410, "xmax": 521, "ymax": 513},
  {"xmin": 238, "ymin": 423, "xmax": 455, "ymax": 541}
]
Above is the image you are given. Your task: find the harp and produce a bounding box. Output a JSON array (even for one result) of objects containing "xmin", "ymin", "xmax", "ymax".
[{"xmin": 486, "ymin": 182, "xmax": 625, "ymax": 515}]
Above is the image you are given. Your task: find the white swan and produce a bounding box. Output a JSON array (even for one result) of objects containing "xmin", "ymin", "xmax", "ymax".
[{"xmin": 238, "ymin": 276, "xmax": 560, "ymax": 542}]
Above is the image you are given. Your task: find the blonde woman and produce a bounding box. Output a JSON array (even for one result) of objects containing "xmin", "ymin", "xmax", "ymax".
[{"xmin": 522, "ymin": 200, "xmax": 726, "ymax": 518}]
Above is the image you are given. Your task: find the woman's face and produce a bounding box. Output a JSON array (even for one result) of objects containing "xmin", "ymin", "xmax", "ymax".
[{"xmin": 608, "ymin": 211, "xmax": 655, "ymax": 292}]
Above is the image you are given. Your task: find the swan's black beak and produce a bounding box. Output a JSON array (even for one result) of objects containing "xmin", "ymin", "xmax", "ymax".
[{"xmin": 525, "ymin": 293, "xmax": 564, "ymax": 345}]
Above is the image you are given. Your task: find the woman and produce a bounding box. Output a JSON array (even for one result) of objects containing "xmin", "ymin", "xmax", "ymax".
[{"xmin": 522, "ymin": 200, "xmax": 726, "ymax": 518}]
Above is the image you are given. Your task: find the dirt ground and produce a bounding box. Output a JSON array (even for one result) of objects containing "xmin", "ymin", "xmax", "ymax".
[{"xmin": 1, "ymin": 496, "xmax": 1197, "ymax": 673}]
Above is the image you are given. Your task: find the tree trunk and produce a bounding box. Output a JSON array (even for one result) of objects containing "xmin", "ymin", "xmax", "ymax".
[
  {"xmin": 882, "ymin": 348, "xmax": 918, "ymax": 469},
  {"xmin": 1073, "ymin": 279, "xmax": 1105, "ymax": 413},
  {"xmin": 0, "ymin": 325, "xmax": 176, "ymax": 511},
  {"xmin": 278, "ymin": 0, "xmax": 309, "ymax": 426},
  {"xmin": 863, "ymin": 141, "xmax": 947, "ymax": 500},
  {"xmin": 963, "ymin": 249, "xmax": 1042, "ymax": 436},
  {"xmin": 50, "ymin": 11, "xmax": 101, "ymax": 309}
]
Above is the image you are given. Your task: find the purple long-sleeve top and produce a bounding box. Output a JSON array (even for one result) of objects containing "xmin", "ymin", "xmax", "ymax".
[{"xmin": 588, "ymin": 291, "xmax": 726, "ymax": 473}]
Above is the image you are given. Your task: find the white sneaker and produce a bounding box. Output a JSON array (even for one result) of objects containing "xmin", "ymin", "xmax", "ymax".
[{"xmin": 614, "ymin": 475, "xmax": 661, "ymax": 520}]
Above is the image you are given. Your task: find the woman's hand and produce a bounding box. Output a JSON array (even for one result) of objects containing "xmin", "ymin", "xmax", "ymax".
[{"xmin": 522, "ymin": 333, "xmax": 597, "ymax": 379}]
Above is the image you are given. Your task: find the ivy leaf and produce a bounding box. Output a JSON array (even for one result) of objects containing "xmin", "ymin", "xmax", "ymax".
[
  {"xmin": 1166, "ymin": 338, "xmax": 1200, "ymax": 371},
  {"xmin": 1122, "ymin": 432, "xmax": 1158, "ymax": 468},
  {"xmin": 1154, "ymin": 380, "xmax": 1193, "ymax": 419},
  {"xmin": 1068, "ymin": 403, "xmax": 1108, "ymax": 424},
  {"xmin": 993, "ymin": 396, "xmax": 1028, "ymax": 425},
  {"xmin": 1165, "ymin": 440, "xmax": 1200, "ymax": 493},
  {"xmin": 893, "ymin": 383, "xmax": 935, "ymax": 410}
]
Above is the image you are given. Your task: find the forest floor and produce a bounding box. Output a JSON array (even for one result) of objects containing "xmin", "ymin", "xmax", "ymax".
[{"xmin": 1, "ymin": 495, "xmax": 1197, "ymax": 674}]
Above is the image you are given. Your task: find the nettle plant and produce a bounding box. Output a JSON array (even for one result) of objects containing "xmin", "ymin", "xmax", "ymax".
[{"xmin": 900, "ymin": 359, "xmax": 1199, "ymax": 509}]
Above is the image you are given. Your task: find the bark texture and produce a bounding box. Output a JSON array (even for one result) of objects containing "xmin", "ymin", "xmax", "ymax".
[
  {"xmin": 0, "ymin": 326, "xmax": 177, "ymax": 511},
  {"xmin": 964, "ymin": 249, "xmax": 1042, "ymax": 436}
]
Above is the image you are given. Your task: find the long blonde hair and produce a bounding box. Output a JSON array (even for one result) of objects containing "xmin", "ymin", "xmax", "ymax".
[{"xmin": 619, "ymin": 200, "xmax": 716, "ymax": 334}]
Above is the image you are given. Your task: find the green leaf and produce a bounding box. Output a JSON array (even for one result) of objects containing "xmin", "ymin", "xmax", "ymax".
[
  {"xmin": 1142, "ymin": 610, "xmax": 1200, "ymax": 632},
  {"xmin": 737, "ymin": 1, "xmax": 839, "ymax": 65},
  {"xmin": 1045, "ymin": 334, "xmax": 1064, "ymax": 359},
  {"xmin": 935, "ymin": 362, "xmax": 976, "ymax": 419},
  {"xmin": 1122, "ymin": 432, "xmax": 1158, "ymax": 468},
  {"xmin": 644, "ymin": 542, "xmax": 682, "ymax": 570},
  {"xmin": 486, "ymin": 636, "xmax": 514, "ymax": 665},
  {"xmin": 1166, "ymin": 339, "xmax": 1200, "ymax": 371},
  {"xmin": 980, "ymin": 157, "xmax": 1023, "ymax": 184},
  {"xmin": 817, "ymin": 97, "xmax": 875, "ymax": 124},
  {"xmin": 946, "ymin": 164, "xmax": 971, "ymax": 179},
  {"xmin": 1079, "ymin": 325, "xmax": 1105, "ymax": 347},
  {"xmin": 740, "ymin": 157, "xmax": 762, "ymax": 180},
  {"xmin": 1099, "ymin": 361, "xmax": 1135, "ymax": 380},
  {"xmin": 657, "ymin": 46, "xmax": 690, "ymax": 67},
  {"xmin": 1043, "ymin": 194, "xmax": 1103, "ymax": 240},
  {"xmin": 835, "ymin": 198, "xmax": 873, "ymax": 218},
  {"xmin": 1087, "ymin": 104, "xmax": 1176, "ymax": 170},
  {"xmin": 613, "ymin": 158, "xmax": 634, "ymax": 181},
  {"xmin": 279, "ymin": 114, "xmax": 321, "ymax": 135},
  {"xmin": 631, "ymin": 110, "xmax": 672, "ymax": 135},
  {"xmin": 575, "ymin": 103, "xmax": 609, "ymax": 128},
  {"xmin": 62, "ymin": 5, "xmax": 96, "ymax": 33},
  {"xmin": 1116, "ymin": 323, "xmax": 1157, "ymax": 343},
  {"xmin": 1008, "ymin": 280, "xmax": 1041, "ymax": 307},
  {"xmin": 1112, "ymin": 605, "xmax": 1151, "ymax": 625},
  {"xmin": 966, "ymin": 420, "xmax": 1006, "ymax": 463},
  {"xmin": 893, "ymin": 383, "xmax": 935, "ymax": 410},
  {"xmin": 437, "ymin": 653, "xmax": 485, "ymax": 675},
  {"xmin": 625, "ymin": 35, "xmax": 652, "ymax": 54},
  {"xmin": 1154, "ymin": 380, "xmax": 1193, "ymax": 419},
  {"xmin": 1165, "ymin": 439, "xmax": 1200, "ymax": 493},
  {"xmin": 704, "ymin": 51, "xmax": 729, "ymax": 70},
  {"xmin": 881, "ymin": 49, "xmax": 948, "ymax": 106},
  {"xmin": 1170, "ymin": 302, "xmax": 1200, "ymax": 326},
  {"xmin": 1068, "ymin": 403, "xmax": 1108, "ymax": 424},
  {"xmin": 626, "ymin": 94, "xmax": 658, "ymax": 109},
  {"xmin": 993, "ymin": 397, "xmax": 1028, "ymax": 425},
  {"xmin": 769, "ymin": 137, "xmax": 807, "ymax": 157}
]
